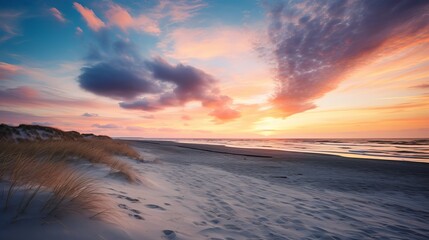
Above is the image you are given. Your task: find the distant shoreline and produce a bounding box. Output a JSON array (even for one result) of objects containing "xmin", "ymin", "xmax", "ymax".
[{"xmin": 126, "ymin": 139, "xmax": 429, "ymax": 164}]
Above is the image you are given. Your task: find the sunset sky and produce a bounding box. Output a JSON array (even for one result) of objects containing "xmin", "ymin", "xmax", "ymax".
[{"xmin": 1, "ymin": 0, "xmax": 428, "ymax": 138}]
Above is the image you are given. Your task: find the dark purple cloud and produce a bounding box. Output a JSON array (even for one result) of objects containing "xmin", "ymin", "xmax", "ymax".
[
  {"xmin": 78, "ymin": 60, "xmax": 160, "ymax": 100},
  {"xmin": 120, "ymin": 57, "xmax": 219, "ymax": 109},
  {"xmin": 120, "ymin": 58, "xmax": 240, "ymax": 122},
  {"xmin": 78, "ymin": 38, "xmax": 240, "ymax": 122},
  {"xmin": 264, "ymin": 0, "xmax": 429, "ymax": 116}
]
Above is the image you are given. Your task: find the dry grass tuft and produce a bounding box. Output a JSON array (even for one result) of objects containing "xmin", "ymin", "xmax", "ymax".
[
  {"xmin": 87, "ymin": 139, "xmax": 141, "ymax": 160},
  {"xmin": 0, "ymin": 139, "xmax": 140, "ymax": 182},
  {"xmin": 0, "ymin": 153, "xmax": 113, "ymax": 221},
  {"xmin": 0, "ymin": 138, "xmax": 140, "ymax": 222}
]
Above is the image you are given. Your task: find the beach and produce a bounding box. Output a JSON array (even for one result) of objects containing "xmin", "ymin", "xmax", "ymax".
[
  {"xmin": 2, "ymin": 139, "xmax": 429, "ymax": 240},
  {"xmin": 125, "ymin": 140, "xmax": 429, "ymax": 239}
]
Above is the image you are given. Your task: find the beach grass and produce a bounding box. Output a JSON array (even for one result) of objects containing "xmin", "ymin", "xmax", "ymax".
[
  {"xmin": 0, "ymin": 139, "xmax": 140, "ymax": 182},
  {"xmin": 0, "ymin": 153, "xmax": 111, "ymax": 221},
  {"xmin": 0, "ymin": 138, "xmax": 140, "ymax": 221}
]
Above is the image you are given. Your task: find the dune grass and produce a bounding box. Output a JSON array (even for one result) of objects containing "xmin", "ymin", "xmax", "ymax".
[
  {"xmin": 0, "ymin": 138, "xmax": 140, "ymax": 222},
  {"xmin": 0, "ymin": 139, "xmax": 141, "ymax": 182},
  {"xmin": 0, "ymin": 153, "xmax": 111, "ymax": 221}
]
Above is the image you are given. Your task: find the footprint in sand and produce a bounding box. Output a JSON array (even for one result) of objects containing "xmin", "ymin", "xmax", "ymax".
[
  {"xmin": 146, "ymin": 204, "xmax": 166, "ymax": 210},
  {"xmin": 162, "ymin": 230, "xmax": 176, "ymax": 239},
  {"xmin": 125, "ymin": 196, "xmax": 140, "ymax": 203},
  {"xmin": 119, "ymin": 204, "xmax": 144, "ymax": 220},
  {"xmin": 130, "ymin": 214, "xmax": 144, "ymax": 220},
  {"xmin": 115, "ymin": 194, "xmax": 140, "ymax": 203},
  {"xmin": 224, "ymin": 224, "xmax": 241, "ymax": 231},
  {"xmin": 118, "ymin": 204, "xmax": 128, "ymax": 209},
  {"xmin": 210, "ymin": 219, "xmax": 220, "ymax": 224},
  {"xmin": 130, "ymin": 209, "xmax": 141, "ymax": 214}
]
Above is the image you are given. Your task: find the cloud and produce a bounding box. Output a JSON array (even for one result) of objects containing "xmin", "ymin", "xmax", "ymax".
[
  {"xmin": 141, "ymin": 114, "xmax": 155, "ymax": 119},
  {"xmin": 49, "ymin": 7, "xmax": 66, "ymax": 22},
  {"xmin": 103, "ymin": 1, "xmax": 205, "ymax": 35},
  {"xmin": 413, "ymin": 83, "xmax": 429, "ymax": 89},
  {"xmin": 119, "ymin": 57, "xmax": 240, "ymax": 122},
  {"xmin": 76, "ymin": 26, "xmax": 83, "ymax": 35},
  {"xmin": 78, "ymin": 38, "xmax": 240, "ymax": 122},
  {"xmin": 78, "ymin": 60, "xmax": 160, "ymax": 100},
  {"xmin": 0, "ymin": 110, "xmax": 50, "ymax": 126},
  {"xmin": 0, "ymin": 86, "xmax": 39, "ymax": 105},
  {"xmin": 31, "ymin": 122, "xmax": 53, "ymax": 126},
  {"xmin": 0, "ymin": 62, "xmax": 20, "ymax": 80},
  {"xmin": 105, "ymin": 3, "xmax": 160, "ymax": 35},
  {"xmin": 126, "ymin": 126, "xmax": 144, "ymax": 131},
  {"xmin": 81, "ymin": 112, "xmax": 98, "ymax": 117},
  {"xmin": 0, "ymin": 10, "xmax": 23, "ymax": 42},
  {"xmin": 0, "ymin": 86, "xmax": 103, "ymax": 108},
  {"xmin": 92, "ymin": 123, "xmax": 120, "ymax": 129},
  {"xmin": 161, "ymin": 27, "xmax": 255, "ymax": 59},
  {"xmin": 181, "ymin": 115, "xmax": 191, "ymax": 120},
  {"xmin": 264, "ymin": 0, "xmax": 429, "ymax": 117},
  {"xmin": 73, "ymin": 2, "xmax": 105, "ymax": 31},
  {"xmin": 155, "ymin": 0, "xmax": 206, "ymax": 22}
]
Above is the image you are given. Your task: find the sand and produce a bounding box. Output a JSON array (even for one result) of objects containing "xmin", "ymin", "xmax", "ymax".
[{"xmin": 1, "ymin": 140, "xmax": 429, "ymax": 239}]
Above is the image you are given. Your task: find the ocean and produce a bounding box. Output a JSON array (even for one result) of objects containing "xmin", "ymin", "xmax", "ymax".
[{"xmin": 144, "ymin": 138, "xmax": 429, "ymax": 163}]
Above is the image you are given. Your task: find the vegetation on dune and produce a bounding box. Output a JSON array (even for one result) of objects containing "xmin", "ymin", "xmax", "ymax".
[
  {"xmin": 0, "ymin": 127, "xmax": 142, "ymax": 222},
  {"xmin": 1, "ymin": 139, "xmax": 141, "ymax": 183},
  {"xmin": 0, "ymin": 153, "xmax": 109, "ymax": 220}
]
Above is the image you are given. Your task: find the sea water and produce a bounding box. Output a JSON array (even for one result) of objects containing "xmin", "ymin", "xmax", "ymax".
[{"xmin": 163, "ymin": 138, "xmax": 429, "ymax": 163}]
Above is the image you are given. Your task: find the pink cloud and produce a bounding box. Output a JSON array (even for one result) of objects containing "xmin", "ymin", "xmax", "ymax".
[
  {"xmin": 161, "ymin": 27, "xmax": 254, "ymax": 59},
  {"xmin": 73, "ymin": 2, "xmax": 105, "ymax": 31},
  {"xmin": 49, "ymin": 7, "xmax": 66, "ymax": 22},
  {"xmin": 209, "ymin": 107, "xmax": 241, "ymax": 123},
  {"xmin": 203, "ymin": 95, "xmax": 241, "ymax": 123},
  {"xmin": 104, "ymin": 1, "xmax": 205, "ymax": 35},
  {"xmin": 155, "ymin": 0, "xmax": 206, "ymax": 22},
  {"xmin": 0, "ymin": 86, "xmax": 103, "ymax": 108},
  {"xmin": 0, "ymin": 62, "xmax": 20, "ymax": 80},
  {"xmin": 181, "ymin": 115, "xmax": 191, "ymax": 120},
  {"xmin": 105, "ymin": 4, "xmax": 160, "ymax": 34}
]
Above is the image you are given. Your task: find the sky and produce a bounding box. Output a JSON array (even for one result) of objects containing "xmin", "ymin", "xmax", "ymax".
[{"xmin": 0, "ymin": 0, "xmax": 428, "ymax": 138}]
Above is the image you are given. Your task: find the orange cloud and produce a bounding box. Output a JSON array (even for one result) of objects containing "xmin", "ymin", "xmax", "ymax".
[
  {"xmin": 73, "ymin": 2, "xmax": 105, "ymax": 31},
  {"xmin": 105, "ymin": 4, "xmax": 160, "ymax": 34}
]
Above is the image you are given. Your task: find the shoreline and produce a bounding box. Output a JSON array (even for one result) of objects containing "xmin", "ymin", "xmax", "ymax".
[
  {"xmin": 130, "ymin": 139, "xmax": 429, "ymax": 165},
  {"xmin": 128, "ymin": 140, "xmax": 429, "ymax": 194},
  {"xmin": 123, "ymin": 138, "xmax": 429, "ymax": 163}
]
